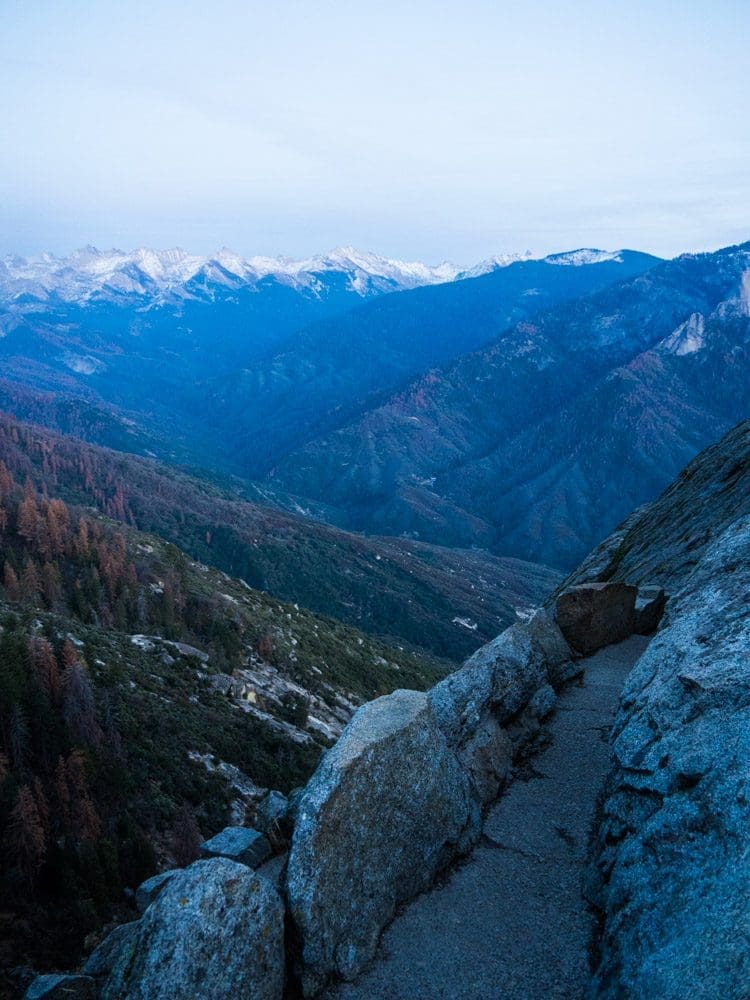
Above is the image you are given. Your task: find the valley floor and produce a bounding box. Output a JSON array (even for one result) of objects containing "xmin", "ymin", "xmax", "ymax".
[{"xmin": 326, "ymin": 635, "xmax": 650, "ymax": 1000}]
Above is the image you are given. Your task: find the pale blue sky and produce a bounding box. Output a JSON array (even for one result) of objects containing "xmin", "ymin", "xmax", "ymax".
[{"xmin": 1, "ymin": 0, "xmax": 749, "ymax": 262}]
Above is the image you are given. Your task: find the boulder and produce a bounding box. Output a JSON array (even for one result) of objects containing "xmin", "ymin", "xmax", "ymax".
[
  {"xmin": 456, "ymin": 715, "xmax": 512, "ymax": 803},
  {"xmin": 524, "ymin": 609, "xmax": 579, "ymax": 689},
  {"xmin": 200, "ymin": 826, "xmax": 271, "ymax": 868},
  {"xmin": 555, "ymin": 582, "xmax": 637, "ymax": 655},
  {"xmin": 633, "ymin": 586, "xmax": 667, "ymax": 635},
  {"xmin": 286, "ymin": 689, "xmax": 477, "ymax": 995},
  {"xmin": 84, "ymin": 921, "xmax": 141, "ymax": 977},
  {"xmin": 102, "ymin": 859, "xmax": 284, "ymax": 1000},
  {"xmin": 428, "ymin": 659, "xmax": 494, "ymax": 745},
  {"xmin": 471, "ymin": 621, "xmax": 550, "ymax": 722},
  {"xmin": 135, "ymin": 871, "xmax": 176, "ymax": 914},
  {"xmin": 24, "ymin": 975, "xmax": 95, "ymax": 999},
  {"xmin": 255, "ymin": 790, "xmax": 289, "ymax": 832}
]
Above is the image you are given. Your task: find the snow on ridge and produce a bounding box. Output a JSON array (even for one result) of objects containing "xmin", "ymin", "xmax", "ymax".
[
  {"xmin": 545, "ymin": 248, "xmax": 623, "ymax": 266},
  {"xmin": 0, "ymin": 245, "xmax": 461, "ymax": 303},
  {"xmin": 459, "ymin": 251, "xmax": 537, "ymax": 278},
  {"xmin": 0, "ymin": 244, "xmax": 632, "ymax": 305}
]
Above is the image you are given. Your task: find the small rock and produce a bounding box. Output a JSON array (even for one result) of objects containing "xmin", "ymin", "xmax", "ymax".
[
  {"xmin": 526, "ymin": 682, "xmax": 557, "ymax": 721},
  {"xmin": 200, "ymin": 826, "xmax": 272, "ymax": 868},
  {"xmin": 254, "ymin": 790, "xmax": 289, "ymax": 832},
  {"xmin": 135, "ymin": 871, "xmax": 177, "ymax": 914},
  {"xmin": 256, "ymin": 851, "xmax": 288, "ymax": 892}
]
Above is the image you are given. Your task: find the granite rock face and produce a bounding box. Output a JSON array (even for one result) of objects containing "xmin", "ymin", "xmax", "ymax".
[
  {"xmin": 101, "ymin": 859, "xmax": 284, "ymax": 1000},
  {"xmin": 286, "ymin": 689, "xmax": 477, "ymax": 996},
  {"xmin": 555, "ymin": 582, "xmax": 637, "ymax": 655},
  {"xmin": 591, "ymin": 515, "xmax": 750, "ymax": 999}
]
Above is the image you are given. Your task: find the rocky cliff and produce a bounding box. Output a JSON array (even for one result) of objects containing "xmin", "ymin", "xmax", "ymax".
[{"xmin": 560, "ymin": 420, "xmax": 750, "ymax": 998}]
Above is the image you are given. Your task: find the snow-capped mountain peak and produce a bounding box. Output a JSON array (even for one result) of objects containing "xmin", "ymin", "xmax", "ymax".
[
  {"xmin": 545, "ymin": 248, "xmax": 624, "ymax": 266},
  {"xmin": 0, "ymin": 244, "xmax": 634, "ymax": 307}
]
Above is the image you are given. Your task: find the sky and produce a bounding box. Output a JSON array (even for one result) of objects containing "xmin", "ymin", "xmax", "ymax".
[{"xmin": 1, "ymin": 0, "xmax": 749, "ymax": 264}]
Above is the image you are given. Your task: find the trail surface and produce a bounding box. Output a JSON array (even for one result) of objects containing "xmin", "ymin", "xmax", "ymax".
[{"xmin": 326, "ymin": 635, "xmax": 650, "ymax": 1000}]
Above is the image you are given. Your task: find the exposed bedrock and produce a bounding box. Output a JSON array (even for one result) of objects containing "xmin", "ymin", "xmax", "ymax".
[{"xmin": 590, "ymin": 515, "xmax": 750, "ymax": 999}]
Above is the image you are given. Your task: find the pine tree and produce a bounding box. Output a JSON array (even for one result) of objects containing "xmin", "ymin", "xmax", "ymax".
[
  {"xmin": 6, "ymin": 785, "xmax": 46, "ymax": 885},
  {"xmin": 3, "ymin": 561, "xmax": 20, "ymax": 602},
  {"xmin": 20, "ymin": 557, "xmax": 41, "ymax": 604},
  {"xmin": 62, "ymin": 660, "xmax": 100, "ymax": 746},
  {"xmin": 8, "ymin": 705, "xmax": 29, "ymax": 774},
  {"xmin": 29, "ymin": 636, "xmax": 61, "ymax": 699},
  {"xmin": 65, "ymin": 751, "xmax": 101, "ymax": 843},
  {"xmin": 41, "ymin": 562, "xmax": 62, "ymax": 608},
  {"xmin": 0, "ymin": 459, "xmax": 13, "ymax": 499},
  {"xmin": 16, "ymin": 482, "xmax": 39, "ymax": 545}
]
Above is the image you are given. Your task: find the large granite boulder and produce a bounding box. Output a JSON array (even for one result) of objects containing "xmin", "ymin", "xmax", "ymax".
[
  {"xmin": 591, "ymin": 516, "xmax": 750, "ymax": 998},
  {"xmin": 523, "ymin": 609, "xmax": 579, "ymax": 689},
  {"xmin": 286, "ymin": 689, "xmax": 477, "ymax": 996},
  {"xmin": 101, "ymin": 858, "xmax": 284, "ymax": 1000},
  {"xmin": 555, "ymin": 582, "xmax": 637, "ymax": 655}
]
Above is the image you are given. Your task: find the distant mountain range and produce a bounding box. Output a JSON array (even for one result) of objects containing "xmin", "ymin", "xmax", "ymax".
[
  {"xmin": 0, "ymin": 245, "xmax": 463, "ymax": 306},
  {"xmin": 0, "ymin": 244, "xmax": 633, "ymax": 307},
  {"xmin": 0, "ymin": 245, "xmax": 659, "ymax": 477},
  {"xmin": 2, "ymin": 239, "xmax": 749, "ymax": 571},
  {"xmin": 270, "ymin": 242, "xmax": 750, "ymax": 567}
]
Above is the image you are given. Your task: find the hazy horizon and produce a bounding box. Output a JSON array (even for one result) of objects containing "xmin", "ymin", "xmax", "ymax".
[{"xmin": 2, "ymin": 0, "xmax": 749, "ymax": 261}]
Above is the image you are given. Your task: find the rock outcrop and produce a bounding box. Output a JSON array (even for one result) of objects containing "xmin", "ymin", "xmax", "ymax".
[
  {"xmin": 100, "ymin": 859, "xmax": 284, "ymax": 1000},
  {"xmin": 589, "ymin": 515, "xmax": 750, "ymax": 999}
]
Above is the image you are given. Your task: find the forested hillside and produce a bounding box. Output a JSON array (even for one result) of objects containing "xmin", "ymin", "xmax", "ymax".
[
  {"xmin": 0, "ymin": 455, "xmax": 445, "ymax": 987},
  {"xmin": 0, "ymin": 413, "xmax": 559, "ymax": 662}
]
